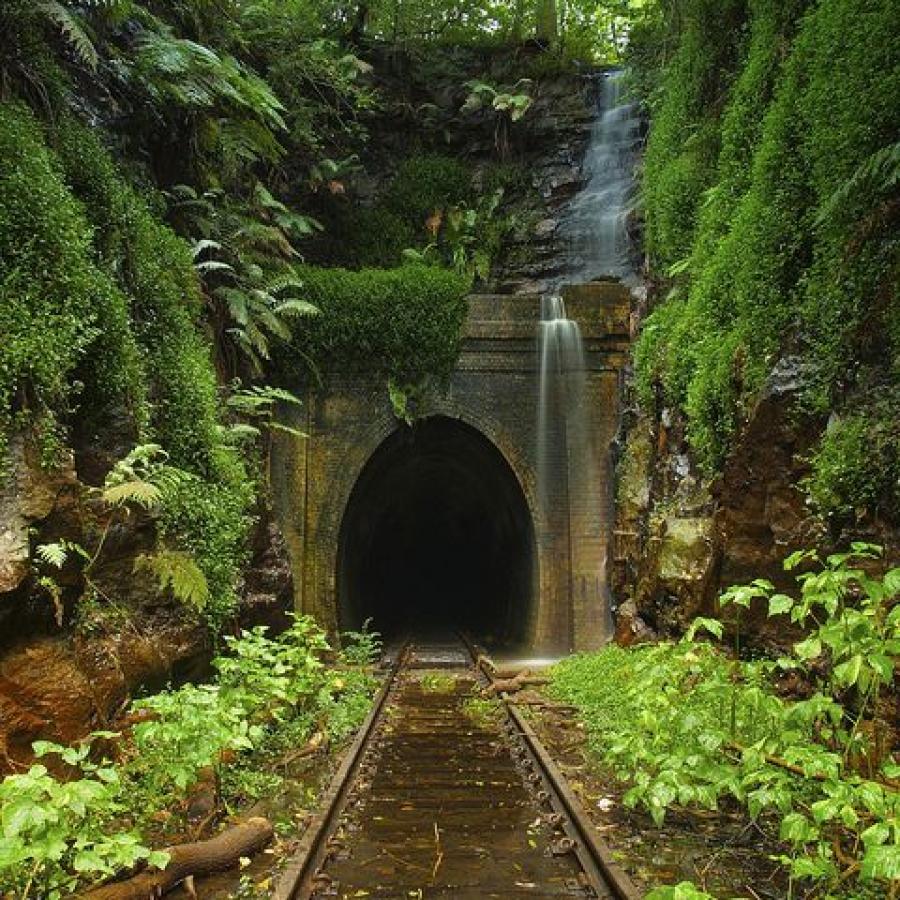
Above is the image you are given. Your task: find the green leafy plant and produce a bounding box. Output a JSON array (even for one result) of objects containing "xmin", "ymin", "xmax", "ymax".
[
  {"xmin": 0, "ymin": 737, "xmax": 169, "ymax": 900},
  {"xmin": 551, "ymin": 544, "xmax": 900, "ymax": 895},
  {"xmin": 0, "ymin": 616, "xmax": 379, "ymax": 896},
  {"xmin": 339, "ymin": 619, "xmax": 383, "ymax": 666},
  {"xmin": 461, "ymin": 79, "xmax": 534, "ymax": 158}
]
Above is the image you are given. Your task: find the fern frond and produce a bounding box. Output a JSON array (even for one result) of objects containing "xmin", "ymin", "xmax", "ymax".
[
  {"xmin": 102, "ymin": 480, "xmax": 162, "ymax": 509},
  {"xmin": 36, "ymin": 542, "xmax": 69, "ymax": 569},
  {"xmin": 195, "ymin": 259, "xmax": 234, "ymax": 275},
  {"xmin": 40, "ymin": 1, "xmax": 99, "ymax": 70},
  {"xmin": 275, "ymin": 298, "xmax": 319, "ymax": 318},
  {"xmin": 135, "ymin": 551, "xmax": 209, "ymax": 610},
  {"xmin": 816, "ymin": 141, "xmax": 900, "ymax": 226},
  {"xmin": 191, "ymin": 238, "xmax": 222, "ymax": 258}
]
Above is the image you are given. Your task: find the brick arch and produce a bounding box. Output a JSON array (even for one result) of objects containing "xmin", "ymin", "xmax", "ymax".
[
  {"xmin": 272, "ymin": 284, "xmax": 631, "ymax": 651},
  {"xmin": 314, "ymin": 407, "xmax": 543, "ymax": 643}
]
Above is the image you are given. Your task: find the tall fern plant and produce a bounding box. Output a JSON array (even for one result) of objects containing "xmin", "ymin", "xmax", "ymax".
[
  {"xmin": 35, "ymin": 444, "xmax": 211, "ymax": 626},
  {"xmin": 168, "ymin": 182, "xmax": 319, "ymax": 378}
]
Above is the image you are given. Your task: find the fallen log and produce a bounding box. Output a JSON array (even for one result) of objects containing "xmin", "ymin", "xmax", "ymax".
[
  {"xmin": 82, "ymin": 817, "xmax": 274, "ymax": 900},
  {"xmin": 483, "ymin": 671, "xmax": 550, "ymax": 696}
]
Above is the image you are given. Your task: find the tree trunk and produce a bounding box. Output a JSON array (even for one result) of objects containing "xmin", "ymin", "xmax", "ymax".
[
  {"xmin": 81, "ymin": 817, "xmax": 274, "ymax": 900},
  {"xmin": 535, "ymin": 0, "xmax": 558, "ymax": 44}
]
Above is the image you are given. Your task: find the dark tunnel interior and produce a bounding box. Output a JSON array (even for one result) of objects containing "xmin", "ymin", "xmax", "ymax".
[{"xmin": 337, "ymin": 416, "xmax": 536, "ymax": 645}]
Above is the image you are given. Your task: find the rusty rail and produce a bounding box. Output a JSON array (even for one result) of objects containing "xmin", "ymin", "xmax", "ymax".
[
  {"xmin": 460, "ymin": 633, "xmax": 642, "ymax": 900},
  {"xmin": 275, "ymin": 635, "xmax": 642, "ymax": 900},
  {"xmin": 273, "ymin": 641, "xmax": 409, "ymax": 900}
]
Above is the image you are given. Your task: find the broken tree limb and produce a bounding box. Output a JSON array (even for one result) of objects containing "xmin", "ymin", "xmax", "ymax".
[
  {"xmin": 277, "ymin": 730, "xmax": 326, "ymax": 769},
  {"xmin": 483, "ymin": 671, "xmax": 550, "ymax": 696},
  {"xmin": 81, "ymin": 817, "xmax": 275, "ymax": 900}
]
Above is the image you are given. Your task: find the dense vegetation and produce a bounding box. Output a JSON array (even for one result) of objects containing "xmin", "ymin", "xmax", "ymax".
[
  {"xmin": 552, "ymin": 545, "xmax": 900, "ymax": 895},
  {"xmin": 631, "ymin": 0, "xmax": 899, "ymax": 523},
  {"xmin": 0, "ymin": 617, "xmax": 380, "ymax": 897}
]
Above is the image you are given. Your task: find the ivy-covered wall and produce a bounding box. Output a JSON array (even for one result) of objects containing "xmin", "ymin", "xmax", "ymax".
[{"xmin": 632, "ymin": 0, "xmax": 899, "ymax": 523}]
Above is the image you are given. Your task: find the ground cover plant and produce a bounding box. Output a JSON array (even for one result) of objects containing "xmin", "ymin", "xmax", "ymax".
[
  {"xmin": 550, "ymin": 545, "xmax": 900, "ymax": 897},
  {"xmin": 0, "ymin": 617, "xmax": 380, "ymax": 898}
]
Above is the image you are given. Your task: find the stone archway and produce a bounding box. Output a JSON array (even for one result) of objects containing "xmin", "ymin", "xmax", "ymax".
[{"xmin": 270, "ymin": 284, "xmax": 631, "ymax": 653}]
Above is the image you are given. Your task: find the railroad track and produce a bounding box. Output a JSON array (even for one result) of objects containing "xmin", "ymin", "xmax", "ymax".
[{"xmin": 274, "ymin": 635, "xmax": 640, "ymax": 900}]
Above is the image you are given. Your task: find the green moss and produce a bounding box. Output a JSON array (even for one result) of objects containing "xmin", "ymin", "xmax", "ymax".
[
  {"xmin": 53, "ymin": 119, "xmax": 227, "ymax": 476},
  {"xmin": 805, "ymin": 391, "xmax": 900, "ymax": 522},
  {"xmin": 0, "ymin": 102, "xmax": 144, "ymax": 465},
  {"xmin": 286, "ymin": 264, "xmax": 470, "ymax": 386},
  {"xmin": 636, "ymin": 0, "xmax": 899, "ymax": 496},
  {"xmin": 640, "ymin": 0, "xmax": 747, "ymax": 271}
]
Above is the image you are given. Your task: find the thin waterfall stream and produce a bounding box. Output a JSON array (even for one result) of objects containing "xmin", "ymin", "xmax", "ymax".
[
  {"xmin": 537, "ymin": 68, "xmax": 639, "ymax": 645},
  {"xmin": 562, "ymin": 68, "xmax": 640, "ymax": 284}
]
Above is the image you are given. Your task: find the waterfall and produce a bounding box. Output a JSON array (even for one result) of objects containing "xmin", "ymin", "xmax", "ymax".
[
  {"xmin": 535, "ymin": 71, "xmax": 638, "ymax": 646},
  {"xmin": 561, "ymin": 68, "xmax": 640, "ymax": 284},
  {"xmin": 536, "ymin": 295, "xmax": 588, "ymax": 512}
]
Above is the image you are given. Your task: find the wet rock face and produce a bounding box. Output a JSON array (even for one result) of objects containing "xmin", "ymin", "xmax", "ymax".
[
  {"xmin": 0, "ymin": 435, "xmax": 77, "ymax": 596},
  {"xmin": 612, "ymin": 358, "xmax": 827, "ymax": 641},
  {"xmin": 0, "ymin": 620, "xmax": 210, "ymax": 770},
  {"xmin": 713, "ymin": 357, "xmax": 825, "ymax": 592}
]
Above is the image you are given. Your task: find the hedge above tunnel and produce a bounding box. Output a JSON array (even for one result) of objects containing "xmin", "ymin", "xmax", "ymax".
[{"xmin": 283, "ymin": 264, "xmax": 471, "ymax": 385}]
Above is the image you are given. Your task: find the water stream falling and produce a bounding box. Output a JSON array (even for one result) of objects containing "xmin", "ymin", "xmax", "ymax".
[
  {"xmin": 561, "ymin": 68, "xmax": 640, "ymax": 284},
  {"xmin": 536, "ymin": 294, "xmax": 588, "ymax": 513},
  {"xmin": 536, "ymin": 69, "xmax": 639, "ymax": 644}
]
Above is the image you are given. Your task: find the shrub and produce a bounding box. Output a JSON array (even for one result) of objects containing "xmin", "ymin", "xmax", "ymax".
[
  {"xmin": 285, "ymin": 263, "xmax": 470, "ymax": 386},
  {"xmin": 383, "ymin": 153, "xmax": 473, "ymax": 226}
]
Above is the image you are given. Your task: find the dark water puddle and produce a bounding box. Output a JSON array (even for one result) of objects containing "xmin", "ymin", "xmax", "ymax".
[{"xmin": 313, "ymin": 666, "xmax": 587, "ymax": 899}]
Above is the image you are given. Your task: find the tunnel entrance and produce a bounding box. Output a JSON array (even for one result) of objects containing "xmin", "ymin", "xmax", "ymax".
[{"xmin": 337, "ymin": 416, "xmax": 536, "ymax": 645}]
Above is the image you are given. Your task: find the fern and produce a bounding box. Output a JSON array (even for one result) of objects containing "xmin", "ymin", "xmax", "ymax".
[
  {"xmin": 135, "ymin": 551, "xmax": 209, "ymax": 610},
  {"xmin": 101, "ymin": 480, "xmax": 162, "ymax": 509},
  {"xmin": 816, "ymin": 141, "xmax": 900, "ymax": 226},
  {"xmin": 275, "ymin": 298, "xmax": 319, "ymax": 318},
  {"xmin": 39, "ymin": 1, "xmax": 99, "ymax": 70},
  {"xmin": 36, "ymin": 542, "xmax": 69, "ymax": 569}
]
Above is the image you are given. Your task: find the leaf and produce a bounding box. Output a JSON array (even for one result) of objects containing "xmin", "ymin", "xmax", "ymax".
[
  {"xmin": 190, "ymin": 239, "xmax": 222, "ymax": 258},
  {"xmin": 832, "ymin": 653, "xmax": 863, "ymax": 687},
  {"xmin": 148, "ymin": 850, "xmax": 171, "ymax": 869},
  {"xmin": 684, "ymin": 617, "xmax": 723, "ymax": 640},
  {"xmin": 860, "ymin": 844, "xmax": 900, "ymax": 882},
  {"xmin": 102, "ymin": 480, "xmax": 162, "ymax": 509},
  {"xmin": 195, "ymin": 260, "xmax": 235, "ymax": 275},
  {"xmin": 768, "ymin": 594, "xmax": 794, "ymax": 616},
  {"xmin": 39, "ymin": 1, "xmax": 98, "ymax": 69},
  {"xmin": 135, "ymin": 551, "xmax": 209, "ymax": 610},
  {"xmin": 794, "ymin": 636, "xmax": 822, "ymax": 661},
  {"xmin": 36, "ymin": 543, "xmax": 68, "ymax": 569},
  {"xmin": 883, "ymin": 567, "xmax": 900, "ymax": 597},
  {"xmin": 274, "ymin": 299, "xmax": 319, "ymax": 318}
]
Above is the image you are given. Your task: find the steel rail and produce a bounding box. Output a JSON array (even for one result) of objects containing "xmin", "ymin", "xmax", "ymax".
[
  {"xmin": 273, "ymin": 641, "xmax": 409, "ymax": 900},
  {"xmin": 274, "ymin": 634, "xmax": 641, "ymax": 900},
  {"xmin": 459, "ymin": 633, "xmax": 642, "ymax": 900}
]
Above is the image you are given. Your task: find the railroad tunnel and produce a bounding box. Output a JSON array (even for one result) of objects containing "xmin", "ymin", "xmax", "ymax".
[{"xmin": 337, "ymin": 416, "xmax": 536, "ymax": 645}]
